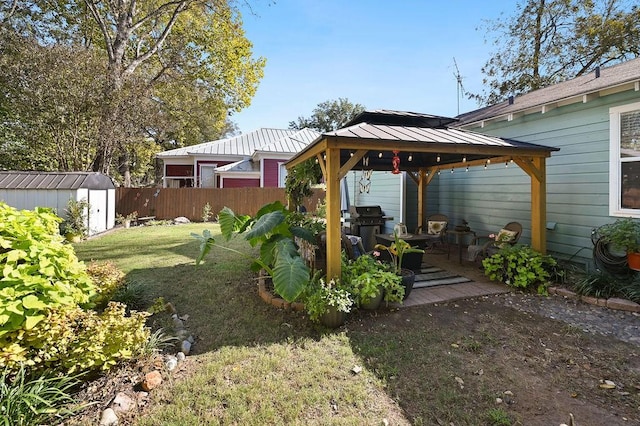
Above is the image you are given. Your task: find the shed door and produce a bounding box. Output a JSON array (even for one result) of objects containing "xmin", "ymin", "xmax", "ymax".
[{"xmin": 88, "ymin": 190, "xmax": 107, "ymax": 235}]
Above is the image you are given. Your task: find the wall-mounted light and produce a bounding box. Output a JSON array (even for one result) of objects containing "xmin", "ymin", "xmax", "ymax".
[{"xmin": 546, "ymin": 222, "xmax": 557, "ymax": 230}]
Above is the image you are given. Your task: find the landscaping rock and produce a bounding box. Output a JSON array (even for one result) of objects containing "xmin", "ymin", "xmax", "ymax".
[
  {"xmin": 165, "ymin": 355, "xmax": 178, "ymax": 371},
  {"xmin": 606, "ymin": 297, "xmax": 640, "ymax": 312},
  {"xmin": 176, "ymin": 352, "xmax": 186, "ymax": 362},
  {"xmin": 180, "ymin": 340, "xmax": 192, "ymax": 355},
  {"xmin": 174, "ymin": 216, "xmax": 190, "ymax": 224},
  {"xmin": 187, "ymin": 335, "xmax": 195, "ymax": 344},
  {"xmin": 171, "ymin": 314, "xmax": 184, "ymax": 329},
  {"xmin": 141, "ymin": 370, "xmax": 162, "ymax": 391},
  {"xmin": 111, "ymin": 392, "xmax": 135, "ymax": 413},
  {"xmin": 99, "ymin": 408, "xmax": 119, "ymax": 426}
]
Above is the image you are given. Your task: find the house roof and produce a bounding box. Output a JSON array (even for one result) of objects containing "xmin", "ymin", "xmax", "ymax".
[
  {"xmin": 253, "ymin": 128, "xmax": 321, "ymax": 154},
  {"xmin": 0, "ymin": 171, "xmax": 115, "ymax": 190},
  {"xmin": 456, "ymin": 57, "xmax": 640, "ymax": 126},
  {"xmin": 157, "ymin": 128, "xmax": 300, "ymax": 158},
  {"xmin": 215, "ymin": 159, "xmax": 260, "ymax": 173},
  {"xmin": 288, "ymin": 110, "xmax": 559, "ymax": 171}
]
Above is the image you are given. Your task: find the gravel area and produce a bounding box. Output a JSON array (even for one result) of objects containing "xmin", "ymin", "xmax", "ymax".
[{"xmin": 494, "ymin": 292, "xmax": 640, "ymax": 346}]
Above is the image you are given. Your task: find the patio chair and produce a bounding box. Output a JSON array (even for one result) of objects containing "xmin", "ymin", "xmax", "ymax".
[
  {"xmin": 415, "ymin": 214, "xmax": 449, "ymax": 251},
  {"xmin": 467, "ymin": 221, "xmax": 522, "ymax": 261}
]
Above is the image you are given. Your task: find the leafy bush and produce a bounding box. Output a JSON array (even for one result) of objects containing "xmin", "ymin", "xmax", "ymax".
[
  {"xmin": 0, "ymin": 203, "xmax": 150, "ymax": 376},
  {"xmin": 0, "ymin": 366, "xmax": 83, "ymax": 426},
  {"xmin": 193, "ymin": 201, "xmax": 314, "ymax": 302},
  {"xmin": 3, "ymin": 303, "xmax": 150, "ymax": 374},
  {"xmin": 86, "ymin": 260, "xmax": 126, "ymax": 307},
  {"xmin": 60, "ymin": 198, "xmax": 89, "ymax": 238},
  {"xmin": 0, "ymin": 202, "xmax": 96, "ymax": 339},
  {"xmin": 482, "ymin": 245, "xmax": 557, "ymax": 294}
]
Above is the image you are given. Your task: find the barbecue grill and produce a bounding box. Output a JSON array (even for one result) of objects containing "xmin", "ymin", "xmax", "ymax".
[{"xmin": 349, "ymin": 205, "xmax": 393, "ymax": 251}]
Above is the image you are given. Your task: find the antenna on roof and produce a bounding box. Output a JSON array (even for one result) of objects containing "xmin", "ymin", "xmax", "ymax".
[{"xmin": 453, "ymin": 57, "xmax": 465, "ymax": 115}]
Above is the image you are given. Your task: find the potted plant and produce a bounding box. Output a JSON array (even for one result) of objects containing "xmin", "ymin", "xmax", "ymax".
[
  {"xmin": 304, "ymin": 276, "xmax": 353, "ymax": 327},
  {"xmin": 598, "ymin": 217, "xmax": 640, "ymax": 270},
  {"xmin": 374, "ymin": 232, "xmax": 425, "ymax": 299},
  {"xmin": 116, "ymin": 211, "xmax": 138, "ymax": 228},
  {"xmin": 341, "ymin": 253, "xmax": 404, "ymax": 309},
  {"xmin": 61, "ymin": 198, "xmax": 89, "ymax": 241}
]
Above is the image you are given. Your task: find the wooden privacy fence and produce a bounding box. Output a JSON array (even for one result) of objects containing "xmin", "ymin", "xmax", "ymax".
[{"xmin": 116, "ymin": 187, "xmax": 326, "ymax": 221}]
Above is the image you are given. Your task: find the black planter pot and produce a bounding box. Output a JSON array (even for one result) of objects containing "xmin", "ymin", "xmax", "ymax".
[
  {"xmin": 360, "ymin": 286, "xmax": 384, "ymax": 310},
  {"xmin": 400, "ymin": 268, "xmax": 416, "ymax": 300}
]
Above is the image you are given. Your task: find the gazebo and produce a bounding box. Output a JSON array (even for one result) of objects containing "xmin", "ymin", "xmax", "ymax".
[{"xmin": 286, "ymin": 110, "xmax": 560, "ymax": 280}]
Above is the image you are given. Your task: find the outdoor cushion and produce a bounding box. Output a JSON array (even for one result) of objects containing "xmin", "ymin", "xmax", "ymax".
[
  {"xmin": 495, "ymin": 228, "xmax": 518, "ymax": 247},
  {"xmin": 427, "ymin": 220, "xmax": 447, "ymax": 235}
]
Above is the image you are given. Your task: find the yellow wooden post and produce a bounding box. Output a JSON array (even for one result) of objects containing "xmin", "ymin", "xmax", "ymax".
[
  {"xmin": 530, "ymin": 157, "xmax": 546, "ymax": 253},
  {"xmin": 325, "ymin": 147, "xmax": 342, "ymax": 280}
]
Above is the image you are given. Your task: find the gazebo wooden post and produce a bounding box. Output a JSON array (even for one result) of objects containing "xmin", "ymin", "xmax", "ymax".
[
  {"xmin": 514, "ymin": 156, "xmax": 547, "ymax": 254},
  {"xmin": 325, "ymin": 146, "xmax": 342, "ymax": 280},
  {"xmin": 530, "ymin": 157, "xmax": 546, "ymax": 254}
]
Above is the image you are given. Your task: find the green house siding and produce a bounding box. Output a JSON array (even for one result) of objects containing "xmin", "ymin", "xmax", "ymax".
[{"xmin": 453, "ymin": 90, "xmax": 640, "ymax": 266}]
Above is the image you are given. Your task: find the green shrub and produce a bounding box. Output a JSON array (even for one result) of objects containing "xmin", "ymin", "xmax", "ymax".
[
  {"xmin": 60, "ymin": 198, "xmax": 89, "ymax": 238},
  {"xmin": 482, "ymin": 245, "xmax": 557, "ymax": 294},
  {"xmin": 0, "ymin": 203, "xmax": 150, "ymax": 376},
  {"xmin": 3, "ymin": 302, "xmax": 150, "ymax": 374},
  {"xmin": 0, "ymin": 366, "xmax": 84, "ymax": 426},
  {"xmin": 86, "ymin": 260, "xmax": 126, "ymax": 307},
  {"xmin": 0, "ymin": 202, "xmax": 96, "ymax": 339}
]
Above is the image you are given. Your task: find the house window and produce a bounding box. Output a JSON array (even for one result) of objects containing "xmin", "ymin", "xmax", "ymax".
[
  {"xmin": 278, "ymin": 162, "xmax": 288, "ymax": 188},
  {"xmin": 610, "ymin": 102, "xmax": 640, "ymax": 216}
]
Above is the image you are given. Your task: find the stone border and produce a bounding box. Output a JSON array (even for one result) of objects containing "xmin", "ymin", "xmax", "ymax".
[
  {"xmin": 257, "ymin": 272, "xmax": 305, "ymax": 312},
  {"xmin": 548, "ymin": 286, "xmax": 640, "ymax": 312}
]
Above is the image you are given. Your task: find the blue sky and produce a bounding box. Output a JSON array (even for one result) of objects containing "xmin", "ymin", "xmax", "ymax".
[{"xmin": 233, "ymin": 1, "xmax": 516, "ymax": 133}]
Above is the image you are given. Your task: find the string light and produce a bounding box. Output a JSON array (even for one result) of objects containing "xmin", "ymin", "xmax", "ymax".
[
  {"xmin": 408, "ymin": 153, "xmax": 413, "ymax": 162},
  {"xmin": 505, "ymin": 161, "xmax": 509, "ymax": 168},
  {"xmin": 436, "ymin": 154, "xmax": 441, "ymax": 162},
  {"xmin": 487, "ymin": 159, "xmax": 491, "ymax": 164},
  {"xmin": 450, "ymin": 168, "xmax": 454, "ymax": 173},
  {"xmin": 315, "ymin": 158, "xmax": 318, "ymax": 163},
  {"xmin": 437, "ymin": 169, "xmax": 441, "ymax": 175},
  {"xmin": 462, "ymin": 155, "xmax": 467, "ymax": 163},
  {"xmin": 349, "ymin": 152, "xmax": 353, "ymax": 157},
  {"xmin": 484, "ymin": 161, "xmax": 488, "ymax": 170},
  {"xmin": 465, "ymin": 166, "xmax": 469, "ymax": 172},
  {"xmin": 378, "ymin": 152, "xmax": 383, "ymax": 158}
]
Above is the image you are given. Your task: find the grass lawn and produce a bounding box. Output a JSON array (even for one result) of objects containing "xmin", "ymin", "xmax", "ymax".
[{"xmin": 73, "ymin": 224, "xmax": 640, "ymax": 425}]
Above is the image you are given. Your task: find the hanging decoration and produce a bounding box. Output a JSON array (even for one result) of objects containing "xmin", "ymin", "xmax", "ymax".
[{"xmin": 391, "ymin": 150, "xmax": 401, "ymax": 174}]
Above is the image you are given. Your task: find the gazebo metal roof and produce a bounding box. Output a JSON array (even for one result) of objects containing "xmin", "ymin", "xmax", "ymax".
[{"xmin": 286, "ymin": 109, "xmax": 559, "ymax": 280}]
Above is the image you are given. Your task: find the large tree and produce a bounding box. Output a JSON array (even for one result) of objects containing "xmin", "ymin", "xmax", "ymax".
[
  {"xmin": 289, "ymin": 98, "xmax": 366, "ymax": 133},
  {"xmin": 474, "ymin": 0, "xmax": 640, "ymax": 105},
  {"xmin": 1, "ymin": 0, "xmax": 264, "ymax": 185}
]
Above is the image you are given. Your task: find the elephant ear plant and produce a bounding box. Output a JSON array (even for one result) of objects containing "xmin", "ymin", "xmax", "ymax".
[{"xmin": 192, "ymin": 201, "xmax": 315, "ymax": 303}]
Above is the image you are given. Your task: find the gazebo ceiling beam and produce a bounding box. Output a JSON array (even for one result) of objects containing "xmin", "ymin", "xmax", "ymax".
[{"xmin": 325, "ymin": 138, "xmax": 553, "ymax": 159}]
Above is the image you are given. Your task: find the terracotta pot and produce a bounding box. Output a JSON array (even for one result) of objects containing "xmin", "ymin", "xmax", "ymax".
[
  {"xmin": 627, "ymin": 252, "xmax": 640, "ymax": 271},
  {"xmin": 400, "ymin": 268, "xmax": 416, "ymax": 300},
  {"xmin": 320, "ymin": 306, "xmax": 346, "ymax": 328}
]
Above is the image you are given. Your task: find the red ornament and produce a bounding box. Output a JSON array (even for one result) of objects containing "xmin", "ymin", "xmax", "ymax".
[{"xmin": 392, "ymin": 150, "xmax": 401, "ymax": 174}]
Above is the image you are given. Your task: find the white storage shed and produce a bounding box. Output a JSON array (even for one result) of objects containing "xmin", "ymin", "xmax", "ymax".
[{"xmin": 0, "ymin": 171, "xmax": 116, "ymax": 236}]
